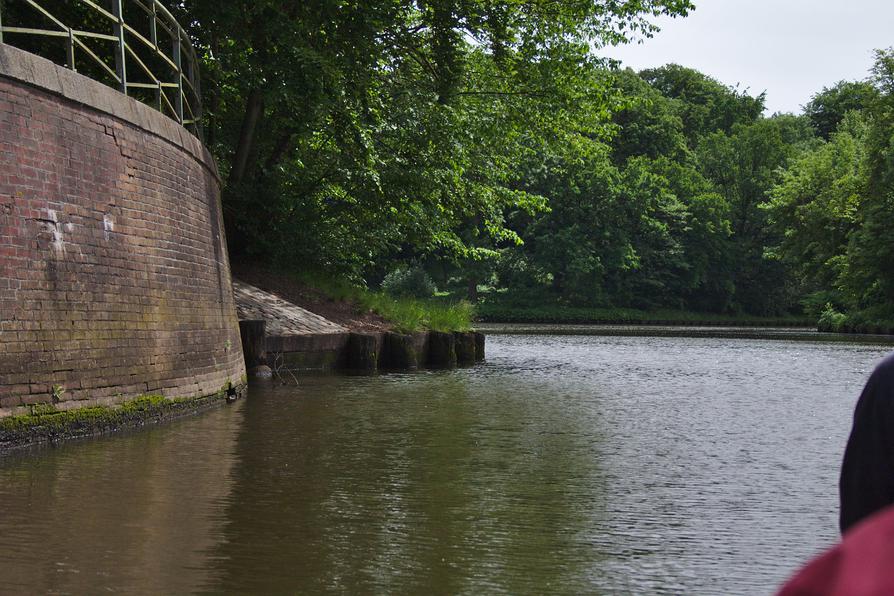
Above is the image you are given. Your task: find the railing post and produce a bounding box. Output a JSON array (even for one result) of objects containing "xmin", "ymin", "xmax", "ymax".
[
  {"xmin": 188, "ymin": 57, "xmax": 201, "ymax": 135},
  {"xmin": 150, "ymin": 1, "xmax": 157, "ymax": 49},
  {"xmin": 173, "ymin": 28, "xmax": 183, "ymax": 124},
  {"xmin": 111, "ymin": 0, "xmax": 127, "ymax": 94},
  {"xmin": 0, "ymin": 1, "xmax": 5, "ymax": 45},
  {"xmin": 67, "ymin": 28, "xmax": 76, "ymax": 71}
]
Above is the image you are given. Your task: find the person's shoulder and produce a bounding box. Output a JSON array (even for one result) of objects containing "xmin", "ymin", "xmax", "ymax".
[
  {"xmin": 870, "ymin": 352, "xmax": 894, "ymax": 383},
  {"xmin": 877, "ymin": 352, "xmax": 894, "ymax": 371}
]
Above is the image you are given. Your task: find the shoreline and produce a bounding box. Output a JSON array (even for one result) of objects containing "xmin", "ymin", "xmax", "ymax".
[
  {"xmin": 476, "ymin": 323, "xmax": 894, "ymax": 344},
  {"xmin": 477, "ymin": 316, "xmax": 812, "ymax": 328},
  {"xmin": 475, "ymin": 310, "xmax": 812, "ymax": 328}
]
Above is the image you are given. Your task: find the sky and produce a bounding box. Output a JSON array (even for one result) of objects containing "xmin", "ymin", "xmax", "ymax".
[{"xmin": 601, "ymin": 0, "xmax": 894, "ymax": 114}]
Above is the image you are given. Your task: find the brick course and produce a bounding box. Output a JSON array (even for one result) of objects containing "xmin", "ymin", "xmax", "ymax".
[{"xmin": 0, "ymin": 48, "xmax": 245, "ymax": 417}]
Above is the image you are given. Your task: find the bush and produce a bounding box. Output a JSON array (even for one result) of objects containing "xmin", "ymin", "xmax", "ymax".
[
  {"xmin": 817, "ymin": 303, "xmax": 848, "ymax": 332},
  {"xmin": 381, "ymin": 267, "xmax": 437, "ymax": 299},
  {"xmin": 801, "ymin": 290, "xmax": 845, "ymax": 320}
]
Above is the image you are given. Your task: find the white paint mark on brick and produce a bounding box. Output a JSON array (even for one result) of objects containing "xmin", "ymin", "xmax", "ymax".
[
  {"xmin": 40, "ymin": 209, "xmax": 65, "ymax": 254},
  {"xmin": 103, "ymin": 215, "xmax": 114, "ymax": 241}
]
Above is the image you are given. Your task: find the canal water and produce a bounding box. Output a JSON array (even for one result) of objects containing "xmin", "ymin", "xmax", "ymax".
[{"xmin": 1, "ymin": 332, "xmax": 892, "ymax": 594}]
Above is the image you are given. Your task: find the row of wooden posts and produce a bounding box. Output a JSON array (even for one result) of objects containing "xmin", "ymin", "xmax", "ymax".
[{"xmin": 239, "ymin": 320, "xmax": 485, "ymax": 374}]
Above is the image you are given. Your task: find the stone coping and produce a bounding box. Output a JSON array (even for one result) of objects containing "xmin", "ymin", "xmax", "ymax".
[
  {"xmin": 234, "ymin": 281, "xmax": 348, "ymax": 336},
  {"xmin": 0, "ymin": 42, "xmax": 218, "ymax": 180}
]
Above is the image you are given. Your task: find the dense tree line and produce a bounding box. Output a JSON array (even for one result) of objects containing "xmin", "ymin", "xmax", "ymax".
[
  {"xmin": 767, "ymin": 52, "xmax": 894, "ymax": 330},
  {"xmin": 166, "ymin": 3, "xmax": 890, "ymax": 327}
]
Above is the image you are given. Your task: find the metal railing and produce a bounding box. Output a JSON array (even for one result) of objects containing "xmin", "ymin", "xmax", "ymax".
[{"xmin": 0, "ymin": 0, "xmax": 202, "ymax": 136}]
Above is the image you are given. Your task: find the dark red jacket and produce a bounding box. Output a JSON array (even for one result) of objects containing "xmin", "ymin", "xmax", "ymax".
[{"xmin": 778, "ymin": 504, "xmax": 894, "ymax": 595}]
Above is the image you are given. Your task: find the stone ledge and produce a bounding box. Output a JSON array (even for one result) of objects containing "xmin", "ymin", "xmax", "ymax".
[
  {"xmin": 267, "ymin": 333, "xmax": 351, "ymax": 354},
  {"xmin": 0, "ymin": 42, "xmax": 218, "ymax": 180}
]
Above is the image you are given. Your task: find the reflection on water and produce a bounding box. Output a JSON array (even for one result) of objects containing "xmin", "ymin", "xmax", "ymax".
[
  {"xmin": 0, "ymin": 335, "xmax": 890, "ymax": 594},
  {"xmin": 0, "ymin": 401, "xmax": 243, "ymax": 594}
]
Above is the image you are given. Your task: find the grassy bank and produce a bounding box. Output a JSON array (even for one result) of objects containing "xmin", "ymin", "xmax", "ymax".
[
  {"xmin": 234, "ymin": 265, "xmax": 474, "ymax": 333},
  {"xmin": 476, "ymin": 302, "xmax": 813, "ymax": 327},
  {"xmin": 295, "ymin": 273, "xmax": 473, "ymax": 333},
  {"xmin": 359, "ymin": 292, "xmax": 473, "ymax": 333},
  {"xmin": 818, "ymin": 305, "xmax": 894, "ymax": 335}
]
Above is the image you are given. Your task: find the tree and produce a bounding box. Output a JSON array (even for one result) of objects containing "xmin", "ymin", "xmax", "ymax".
[
  {"xmin": 176, "ymin": 0, "xmax": 694, "ymax": 279},
  {"xmin": 609, "ymin": 68, "xmax": 689, "ymax": 164},
  {"xmin": 639, "ymin": 64, "xmax": 765, "ymax": 144},
  {"xmin": 697, "ymin": 115, "xmax": 815, "ymax": 314},
  {"xmin": 804, "ymin": 80, "xmax": 878, "ymax": 140},
  {"xmin": 765, "ymin": 112, "xmax": 869, "ymax": 313},
  {"xmin": 841, "ymin": 49, "xmax": 894, "ymax": 308}
]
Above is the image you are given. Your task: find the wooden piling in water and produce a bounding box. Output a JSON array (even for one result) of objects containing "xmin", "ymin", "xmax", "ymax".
[
  {"xmin": 454, "ymin": 331, "xmax": 476, "ymax": 366},
  {"xmin": 382, "ymin": 332, "xmax": 419, "ymax": 370},
  {"xmin": 427, "ymin": 331, "xmax": 457, "ymax": 368},
  {"xmin": 347, "ymin": 332, "xmax": 379, "ymax": 371},
  {"xmin": 473, "ymin": 331, "xmax": 485, "ymax": 361}
]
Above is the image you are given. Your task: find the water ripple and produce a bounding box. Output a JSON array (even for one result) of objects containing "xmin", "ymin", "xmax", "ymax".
[{"xmin": 0, "ymin": 334, "xmax": 889, "ymax": 594}]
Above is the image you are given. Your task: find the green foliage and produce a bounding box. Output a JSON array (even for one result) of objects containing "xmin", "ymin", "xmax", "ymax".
[
  {"xmin": 507, "ymin": 68, "xmax": 782, "ymax": 315},
  {"xmin": 817, "ymin": 304, "xmax": 894, "ymax": 335},
  {"xmin": 639, "ymin": 64, "xmax": 765, "ymax": 142},
  {"xmin": 609, "ymin": 69, "xmax": 689, "ymax": 163},
  {"xmin": 805, "ymin": 81, "xmax": 878, "ymax": 139},
  {"xmin": 180, "ymin": 0, "xmax": 693, "ymax": 277},
  {"xmin": 280, "ymin": 268, "xmax": 472, "ymax": 332},
  {"xmin": 166, "ymin": 5, "xmax": 894, "ymax": 330},
  {"xmin": 843, "ymin": 49, "xmax": 894, "ymax": 307},
  {"xmin": 359, "ymin": 294, "xmax": 473, "ymax": 333},
  {"xmin": 817, "ymin": 304, "xmax": 848, "ymax": 333},
  {"xmin": 800, "ymin": 290, "xmax": 848, "ymax": 320},
  {"xmin": 696, "ymin": 114, "xmax": 816, "ymax": 314},
  {"xmin": 381, "ymin": 267, "xmax": 437, "ymax": 299},
  {"xmin": 767, "ymin": 49, "xmax": 894, "ymax": 327},
  {"xmin": 765, "ymin": 112, "xmax": 868, "ymax": 294}
]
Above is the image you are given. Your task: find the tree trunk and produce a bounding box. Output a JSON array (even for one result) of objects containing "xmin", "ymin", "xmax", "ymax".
[
  {"xmin": 228, "ymin": 89, "xmax": 264, "ymax": 187},
  {"xmin": 467, "ymin": 275, "xmax": 478, "ymax": 302}
]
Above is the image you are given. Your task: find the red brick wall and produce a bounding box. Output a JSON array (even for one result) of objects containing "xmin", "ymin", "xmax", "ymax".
[{"xmin": 0, "ymin": 52, "xmax": 245, "ymax": 416}]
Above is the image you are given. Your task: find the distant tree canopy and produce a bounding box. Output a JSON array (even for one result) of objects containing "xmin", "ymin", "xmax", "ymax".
[
  {"xmin": 639, "ymin": 64, "xmax": 766, "ymax": 141},
  {"xmin": 767, "ymin": 49, "xmax": 894, "ymax": 325},
  {"xmin": 804, "ymin": 80, "xmax": 878, "ymax": 140}
]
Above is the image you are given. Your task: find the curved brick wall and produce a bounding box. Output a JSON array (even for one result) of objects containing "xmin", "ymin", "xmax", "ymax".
[{"xmin": 0, "ymin": 44, "xmax": 245, "ymax": 417}]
